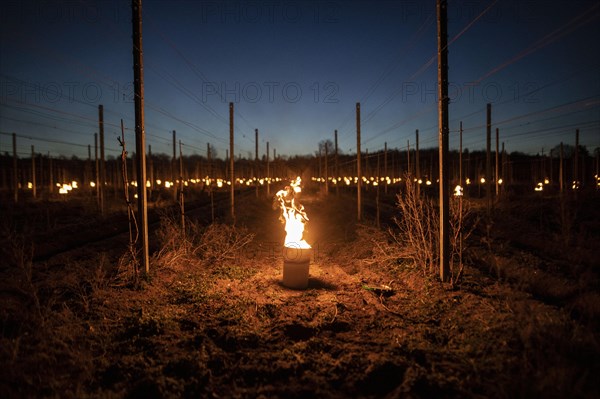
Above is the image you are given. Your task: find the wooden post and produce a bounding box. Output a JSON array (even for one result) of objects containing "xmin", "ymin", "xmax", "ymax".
[
  {"xmin": 550, "ymin": 148, "xmax": 554, "ymax": 187},
  {"xmin": 416, "ymin": 129, "xmax": 420, "ymax": 196},
  {"xmin": 148, "ymin": 145, "xmax": 154, "ymax": 191},
  {"xmin": 132, "ymin": 0, "xmax": 150, "ymax": 275},
  {"xmin": 207, "ymin": 142, "xmax": 215, "ymax": 223},
  {"xmin": 179, "ymin": 140, "xmax": 185, "ymax": 230},
  {"xmin": 335, "ymin": 129, "xmax": 339, "ymax": 195},
  {"xmin": 594, "ymin": 149, "xmax": 600, "ymax": 190},
  {"xmin": 376, "ymin": 151, "xmax": 380, "ymax": 228},
  {"xmin": 437, "ymin": 0, "xmax": 450, "ymax": 282},
  {"xmin": 49, "ymin": 152, "xmax": 54, "ymax": 194},
  {"xmin": 485, "ymin": 103, "xmax": 492, "ymax": 215},
  {"xmin": 31, "ymin": 145, "xmax": 36, "ymax": 199},
  {"xmin": 255, "ymin": 128, "xmax": 259, "ymax": 198},
  {"xmin": 229, "ymin": 102, "xmax": 235, "ymax": 222},
  {"xmin": 12, "ymin": 133, "xmax": 18, "ymax": 203},
  {"xmin": 86, "ymin": 144, "xmax": 91, "ymax": 191},
  {"xmin": 459, "ymin": 121, "xmax": 463, "ymax": 188},
  {"xmin": 94, "ymin": 133, "xmax": 99, "ymax": 205},
  {"xmin": 318, "ymin": 147, "xmax": 322, "ymax": 181},
  {"xmin": 384, "ymin": 141, "xmax": 388, "ymax": 194},
  {"xmin": 495, "ymin": 127, "xmax": 499, "ymax": 197},
  {"xmin": 574, "ymin": 129, "xmax": 579, "ymax": 190},
  {"xmin": 324, "ymin": 141, "xmax": 329, "ymax": 195},
  {"xmin": 98, "ymin": 104, "xmax": 105, "ymax": 216},
  {"xmin": 501, "ymin": 142, "xmax": 505, "ymax": 195},
  {"xmin": 172, "ymin": 130, "xmax": 177, "ymax": 201},
  {"xmin": 559, "ymin": 142, "xmax": 564, "ymax": 194},
  {"xmin": 356, "ymin": 102, "xmax": 362, "ymax": 221},
  {"xmin": 365, "ymin": 148, "xmax": 369, "ymax": 182},
  {"xmin": 407, "ymin": 140, "xmax": 410, "ymax": 176},
  {"xmin": 266, "ymin": 141, "xmax": 270, "ymax": 196}
]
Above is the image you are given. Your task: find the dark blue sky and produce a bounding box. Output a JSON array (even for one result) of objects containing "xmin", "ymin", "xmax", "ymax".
[{"xmin": 1, "ymin": 0, "xmax": 599, "ymax": 159}]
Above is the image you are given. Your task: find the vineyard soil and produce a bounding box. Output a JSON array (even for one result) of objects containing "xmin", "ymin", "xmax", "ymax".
[{"xmin": 1, "ymin": 190, "xmax": 598, "ymax": 398}]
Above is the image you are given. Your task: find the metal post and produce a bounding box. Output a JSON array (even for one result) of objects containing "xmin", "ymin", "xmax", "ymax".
[
  {"xmin": 132, "ymin": 0, "xmax": 150, "ymax": 274},
  {"xmin": 356, "ymin": 102, "xmax": 362, "ymax": 221},
  {"xmin": 437, "ymin": 0, "xmax": 450, "ymax": 282},
  {"xmin": 229, "ymin": 102, "xmax": 235, "ymax": 222}
]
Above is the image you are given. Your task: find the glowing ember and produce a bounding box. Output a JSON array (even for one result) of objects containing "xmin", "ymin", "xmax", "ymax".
[{"xmin": 275, "ymin": 177, "xmax": 310, "ymax": 249}]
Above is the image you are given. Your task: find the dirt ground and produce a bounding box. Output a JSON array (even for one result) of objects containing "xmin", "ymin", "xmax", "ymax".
[{"xmin": 0, "ymin": 189, "xmax": 599, "ymax": 398}]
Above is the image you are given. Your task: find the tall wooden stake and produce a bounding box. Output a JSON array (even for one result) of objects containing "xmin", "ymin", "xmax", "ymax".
[
  {"xmin": 12, "ymin": 133, "xmax": 18, "ymax": 203},
  {"xmin": 376, "ymin": 151, "xmax": 380, "ymax": 228},
  {"xmin": 207, "ymin": 142, "xmax": 215, "ymax": 223},
  {"xmin": 132, "ymin": 0, "xmax": 149, "ymax": 274},
  {"xmin": 172, "ymin": 130, "xmax": 177, "ymax": 201},
  {"xmin": 459, "ymin": 121, "xmax": 463, "ymax": 187},
  {"xmin": 407, "ymin": 140, "xmax": 411, "ymax": 176},
  {"xmin": 324, "ymin": 141, "xmax": 329, "ymax": 195},
  {"xmin": 255, "ymin": 128, "xmax": 259, "ymax": 198},
  {"xmin": 49, "ymin": 152, "xmax": 53, "ymax": 194},
  {"xmin": 485, "ymin": 103, "xmax": 492, "ymax": 214},
  {"xmin": 266, "ymin": 141, "xmax": 270, "ymax": 196},
  {"xmin": 437, "ymin": 0, "xmax": 450, "ymax": 282},
  {"xmin": 501, "ymin": 142, "xmax": 506, "ymax": 194},
  {"xmin": 98, "ymin": 104, "xmax": 105, "ymax": 217},
  {"xmin": 384, "ymin": 141, "xmax": 388, "ymax": 194},
  {"xmin": 179, "ymin": 140, "xmax": 185, "ymax": 231},
  {"xmin": 335, "ymin": 129, "xmax": 339, "ymax": 195},
  {"xmin": 356, "ymin": 102, "xmax": 362, "ymax": 221},
  {"xmin": 31, "ymin": 145, "xmax": 36, "ymax": 199},
  {"xmin": 94, "ymin": 133, "xmax": 99, "ymax": 205},
  {"xmin": 148, "ymin": 145, "xmax": 153, "ymax": 191},
  {"xmin": 559, "ymin": 142, "xmax": 564, "ymax": 194},
  {"xmin": 229, "ymin": 102, "xmax": 235, "ymax": 222},
  {"xmin": 416, "ymin": 129, "xmax": 420, "ymax": 196},
  {"xmin": 495, "ymin": 127, "xmax": 499, "ymax": 197},
  {"xmin": 574, "ymin": 129, "xmax": 579, "ymax": 190}
]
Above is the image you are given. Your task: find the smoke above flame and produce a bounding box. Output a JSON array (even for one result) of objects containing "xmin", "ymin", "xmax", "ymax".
[{"xmin": 275, "ymin": 177, "xmax": 311, "ymax": 249}]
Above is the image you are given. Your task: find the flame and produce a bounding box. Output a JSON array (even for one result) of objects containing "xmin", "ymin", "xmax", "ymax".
[{"xmin": 275, "ymin": 177, "xmax": 310, "ymax": 249}]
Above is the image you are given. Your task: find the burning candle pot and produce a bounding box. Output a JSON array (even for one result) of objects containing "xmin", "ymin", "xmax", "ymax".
[{"xmin": 275, "ymin": 177, "xmax": 312, "ymax": 289}]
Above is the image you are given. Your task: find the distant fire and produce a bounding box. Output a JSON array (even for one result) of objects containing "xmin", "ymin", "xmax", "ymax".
[{"xmin": 275, "ymin": 177, "xmax": 310, "ymax": 249}]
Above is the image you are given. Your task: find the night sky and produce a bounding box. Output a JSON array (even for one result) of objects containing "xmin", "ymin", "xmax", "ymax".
[{"xmin": 1, "ymin": 0, "xmax": 599, "ymax": 160}]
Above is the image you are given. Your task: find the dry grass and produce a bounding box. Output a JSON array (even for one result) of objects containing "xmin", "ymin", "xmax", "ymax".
[
  {"xmin": 152, "ymin": 212, "xmax": 255, "ymax": 279},
  {"xmin": 392, "ymin": 177, "xmax": 439, "ymax": 275},
  {"xmin": 364, "ymin": 176, "xmax": 479, "ymax": 285}
]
